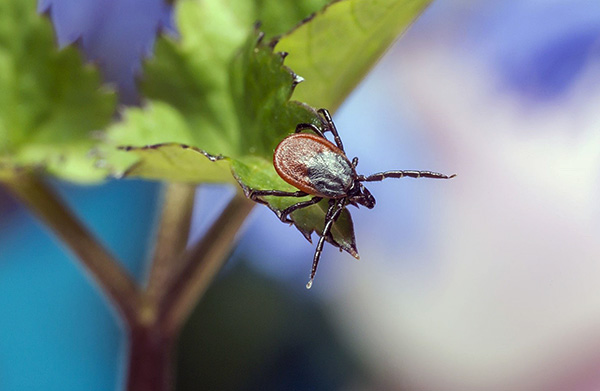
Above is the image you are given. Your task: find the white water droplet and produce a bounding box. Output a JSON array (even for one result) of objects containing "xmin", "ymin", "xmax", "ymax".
[{"xmin": 306, "ymin": 279, "xmax": 313, "ymax": 289}]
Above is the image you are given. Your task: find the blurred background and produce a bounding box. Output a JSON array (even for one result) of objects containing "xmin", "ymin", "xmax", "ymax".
[{"xmin": 2, "ymin": 0, "xmax": 600, "ymax": 390}]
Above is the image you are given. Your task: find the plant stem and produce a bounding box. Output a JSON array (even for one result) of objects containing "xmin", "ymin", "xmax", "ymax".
[
  {"xmin": 127, "ymin": 191, "xmax": 253, "ymax": 391},
  {"xmin": 3, "ymin": 173, "xmax": 141, "ymax": 326},
  {"xmin": 126, "ymin": 324, "xmax": 176, "ymax": 391},
  {"xmin": 5, "ymin": 174, "xmax": 255, "ymax": 391},
  {"xmin": 146, "ymin": 183, "xmax": 196, "ymax": 299},
  {"xmin": 159, "ymin": 192, "xmax": 254, "ymax": 335}
]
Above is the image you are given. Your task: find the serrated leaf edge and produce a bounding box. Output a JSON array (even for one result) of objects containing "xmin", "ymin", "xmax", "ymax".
[{"xmin": 115, "ymin": 142, "xmax": 228, "ymax": 179}]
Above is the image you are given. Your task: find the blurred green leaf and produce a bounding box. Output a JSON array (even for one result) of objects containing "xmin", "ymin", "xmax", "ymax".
[
  {"xmin": 275, "ymin": 0, "xmax": 433, "ymax": 111},
  {"xmin": 0, "ymin": 0, "xmax": 116, "ymax": 182}
]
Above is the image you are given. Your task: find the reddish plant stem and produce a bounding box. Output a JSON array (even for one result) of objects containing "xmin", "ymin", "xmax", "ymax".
[
  {"xmin": 126, "ymin": 323, "xmax": 176, "ymax": 391},
  {"xmin": 125, "ymin": 183, "xmax": 196, "ymax": 391},
  {"xmin": 127, "ymin": 191, "xmax": 253, "ymax": 390}
]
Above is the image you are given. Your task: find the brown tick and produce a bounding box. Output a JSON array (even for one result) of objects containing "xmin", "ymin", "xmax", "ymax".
[{"xmin": 247, "ymin": 109, "xmax": 455, "ymax": 289}]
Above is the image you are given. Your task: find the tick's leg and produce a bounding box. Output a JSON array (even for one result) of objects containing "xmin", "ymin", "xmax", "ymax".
[
  {"xmin": 278, "ymin": 196, "xmax": 323, "ymax": 222},
  {"xmin": 323, "ymin": 198, "xmax": 344, "ymax": 242},
  {"xmin": 317, "ymin": 108, "xmax": 344, "ymax": 152},
  {"xmin": 248, "ymin": 189, "xmax": 308, "ymax": 200},
  {"xmin": 295, "ymin": 123, "xmax": 327, "ymax": 139},
  {"xmin": 325, "ymin": 198, "xmax": 338, "ymax": 220},
  {"xmin": 359, "ymin": 170, "xmax": 456, "ymax": 182},
  {"xmin": 247, "ymin": 189, "xmax": 306, "ymax": 208},
  {"xmin": 246, "ymin": 189, "xmax": 309, "ymax": 222},
  {"xmin": 306, "ymin": 199, "xmax": 345, "ymax": 289}
]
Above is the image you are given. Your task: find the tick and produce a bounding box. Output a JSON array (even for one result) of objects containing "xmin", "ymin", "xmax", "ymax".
[{"xmin": 247, "ymin": 108, "xmax": 456, "ymax": 289}]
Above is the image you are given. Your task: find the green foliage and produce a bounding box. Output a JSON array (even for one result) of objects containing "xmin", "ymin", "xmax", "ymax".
[
  {"xmin": 116, "ymin": 143, "xmax": 232, "ymax": 183},
  {"xmin": 105, "ymin": 0, "xmax": 432, "ymax": 255},
  {"xmin": 0, "ymin": 0, "xmax": 116, "ymax": 182},
  {"xmin": 276, "ymin": 0, "xmax": 434, "ymax": 111},
  {"xmin": 248, "ymin": 0, "xmax": 332, "ymax": 39},
  {"xmin": 105, "ymin": 1, "xmax": 320, "ymax": 182},
  {"xmin": 2, "ymin": 0, "xmax": 433, "ymax": 255}
]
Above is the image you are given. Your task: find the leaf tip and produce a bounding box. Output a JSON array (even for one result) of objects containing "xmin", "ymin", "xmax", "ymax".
[
  {"xmin": 296, "ymin": 226, "xmax": 313, "ymax": 244},
  {"xmin": 292, "ymin": 74, "xmax": 304, "ymax": 87}
]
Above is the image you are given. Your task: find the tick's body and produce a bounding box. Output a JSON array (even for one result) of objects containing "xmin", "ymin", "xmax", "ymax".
[
  {"xmin": 274, "ymin": 133, "xmax": 354, "ymax": 198},
  {"xmin": 247, "ymin": 108, "xmax": 455, "ymax": 289}
]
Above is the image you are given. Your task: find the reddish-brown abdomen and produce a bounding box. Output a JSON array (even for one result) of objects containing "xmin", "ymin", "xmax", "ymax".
[{"xmin": 273, "ymin": 133, "xmax": 353, "ymax": 198}]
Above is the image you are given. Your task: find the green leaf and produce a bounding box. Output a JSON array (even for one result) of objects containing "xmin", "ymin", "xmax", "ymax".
[
  {"xmin": 228, "ymin": 33, "xmax": 319, "ymax": 158},
  {"xmin": 249, "ymin": 0, "xmax": 332, "ymax": 39},
  {"xmin": 105, "ymin": 0, "xmax": 321, "ymax": 182},
  {"xmin": 116, "ymin": 143, "xmax": 231, "ymax": 183},
  {"xmin": 0, "ymin": 0, "xmax": 116, "ymax": 182},
  {"xmin": 275, "ymin": 0, "xmax": 433, "ymax": 111}
]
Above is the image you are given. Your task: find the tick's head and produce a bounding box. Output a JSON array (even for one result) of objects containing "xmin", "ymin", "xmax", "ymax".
[{"xmin": 351, "ymin": 182, "xmax": 376, "ymax": 209}]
